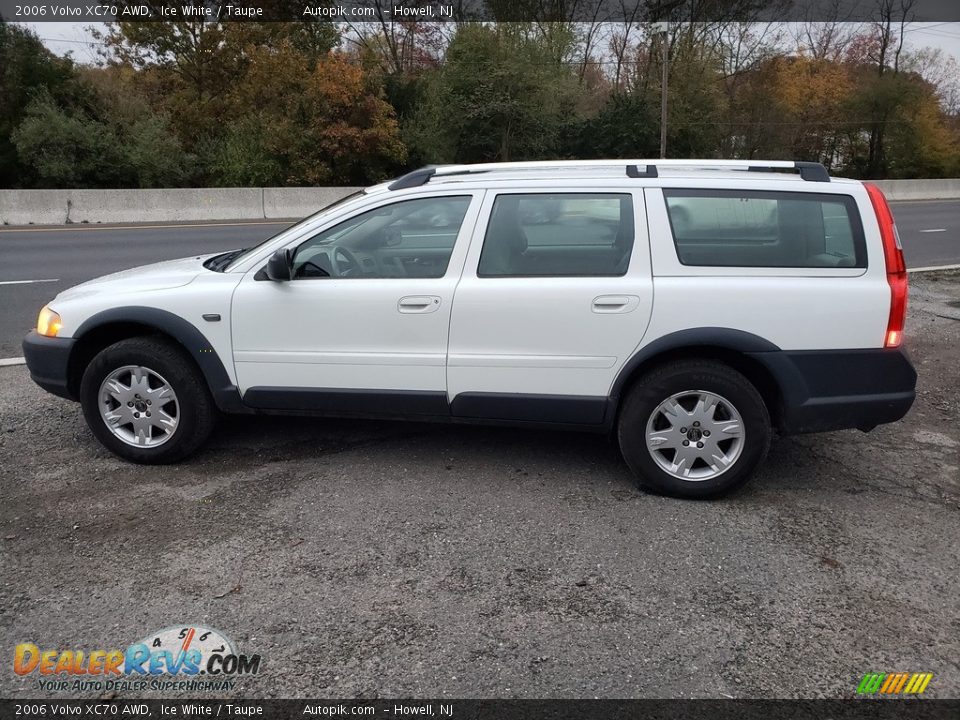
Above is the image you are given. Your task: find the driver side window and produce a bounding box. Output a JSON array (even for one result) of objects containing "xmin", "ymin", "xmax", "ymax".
[{"xmin": 292, "ymin": 195, "xmax": 471, "ymax": 279}]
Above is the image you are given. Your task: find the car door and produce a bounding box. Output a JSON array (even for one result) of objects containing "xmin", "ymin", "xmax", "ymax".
[
  {"xmin": 230, "ymin": 192, "xmax": 483, "ymax": 415},
  {"xmin": 447, "ymin": 188, "xmax": 653, "ymax": 424}
]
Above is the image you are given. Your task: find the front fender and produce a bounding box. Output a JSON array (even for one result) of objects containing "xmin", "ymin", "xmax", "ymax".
[{"xmin": 72, "ymin": 306, "xmax": 245, "ymax": 412}]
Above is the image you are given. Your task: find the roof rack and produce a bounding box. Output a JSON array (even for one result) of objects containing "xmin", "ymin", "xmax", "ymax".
[
  {"xmin": 386, "ymin": 159, "xmax": 829, "ymax": 190},
  {"xmin": 388, "ymin": 166, "xmax": 438, "ymax": 190},
  {"xmin": 750, "ymin": 161, "xmax": 829, "ymax": 182}
]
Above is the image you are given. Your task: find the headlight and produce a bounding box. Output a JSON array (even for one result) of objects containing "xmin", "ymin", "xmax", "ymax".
[{"xmin": 37, "ymin": 306, "xmax": 62, "ymax": 337}]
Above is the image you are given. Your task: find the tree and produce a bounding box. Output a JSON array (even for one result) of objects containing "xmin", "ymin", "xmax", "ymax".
[
  {"xmin": 883, "ymin": 78, "xmax": 960, "ymax": 178},
  {"xmin": 210, "ymin": 43, "xmax": 406, "ymax": 186},
  {"xmin": 0, "ymin": 22, "xmax": 83, "ymax": 187},
  {"xmin": 11, "ymin": 89, "xmax": 127, "ymax": 188},
  {"xmin": 95, "ymin": 21, "xmax": 340, "ymax": 151},
  {"xmin": 844, "ymin": 0, "xmax": 916, "ymax": 177},
  {"xmin": 769, "ymin": 55, "xmax": 853, "ymax": 163},
  {"xmin": 11, "ymin": 66, "xmax": 190, "ymax": 188},
  {"xmin": 408, "ymin": 24, "xmax": 580, "ymax": 164},
  {"xmin": 96, "ymin": 21, "xmax": 241, "ymax": 145},
  {"xmin": 663, "ymin": 32, "xmax": 727, "ymax": 157},
  {"xmin": 570, "ymin": 92, "xmax": 659, "ymax": 158},
  {"xmin": 81, "ymin": 65, "xmax": 193, "ymax": 186}
]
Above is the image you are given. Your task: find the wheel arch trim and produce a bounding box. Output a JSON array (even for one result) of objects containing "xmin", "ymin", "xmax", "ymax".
[
  {"xmin": 609, "ymin": 328, "xmax": 782, "ymax": 401},
  {"xmin": 71, "ymin": 306, "xmax": 244, "ymax": 412}
]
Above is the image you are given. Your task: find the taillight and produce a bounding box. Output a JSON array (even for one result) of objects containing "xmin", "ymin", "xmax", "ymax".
[{"xmin": 865, "ymin": 183, "xmax": 907, "ymax": 348}]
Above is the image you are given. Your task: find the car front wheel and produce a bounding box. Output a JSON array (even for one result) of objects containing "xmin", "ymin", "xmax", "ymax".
[{"xmin": 79, "ymin": 337, "xmax": 216, "ymax": 464}]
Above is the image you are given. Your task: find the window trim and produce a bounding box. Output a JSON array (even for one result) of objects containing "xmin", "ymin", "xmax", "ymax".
[
  {"xmin": 476, "ymin": 191, "xmax": 636, "ymax": 279},
  {"xmin": 662, "ymin": 188, "xmax": 868, "ymax": 270}
]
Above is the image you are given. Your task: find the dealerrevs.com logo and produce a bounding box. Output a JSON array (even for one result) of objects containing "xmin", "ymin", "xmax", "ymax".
[{"xmin": 13, "ymin": 625, "xmax": 262, "ymax": 693}]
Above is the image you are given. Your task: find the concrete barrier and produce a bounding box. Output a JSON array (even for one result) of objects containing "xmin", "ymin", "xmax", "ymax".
[
  {"xmin": 0, "ymin": 187, "xmax": 362, "ymax": 226},
  {"xmin": 0, "ymin": 189, "xmax": 75, "ymax": 224},
  {"xmin": 0, "ymin": 180, "xmax": 956, "ymax": 226},
  {"xmin": 873, "ymin": 179, "xmax": 960, "ymax": 202},
  {"xmin": 68, "ymin": 188, "xmax": 265, "ymax": 224},
  {"xmin": 262, "ymin": 187, "xmax": 360, "ymax": 219}
]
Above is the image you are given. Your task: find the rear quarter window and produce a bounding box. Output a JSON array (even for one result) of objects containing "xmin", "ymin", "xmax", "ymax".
[{"xmin": 663, "ymin": 189, "xmax": 866, "ymax": 268}]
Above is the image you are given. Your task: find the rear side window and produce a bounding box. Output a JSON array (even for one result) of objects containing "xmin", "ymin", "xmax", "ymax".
[
  {"xmin": 478, "ymin": 193, "xmax": 634, "ymax": 277},
  {"xmin": 663, "ymin": 189, "xmax": 866, "ymax": 268}
]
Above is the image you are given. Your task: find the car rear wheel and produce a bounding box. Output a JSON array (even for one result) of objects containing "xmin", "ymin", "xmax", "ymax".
[
  {"xmin": 617, "ymin": 360, "xmax": 771, "ymax": 499},
  {"xmin": 79, "ymin": 337, "xmax": 216, "ymax": 464}
]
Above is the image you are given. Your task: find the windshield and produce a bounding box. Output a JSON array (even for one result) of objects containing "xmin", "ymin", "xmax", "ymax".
[{"xmin": 221, "ymin": 191, "xmax": 365, "ymax": 270}]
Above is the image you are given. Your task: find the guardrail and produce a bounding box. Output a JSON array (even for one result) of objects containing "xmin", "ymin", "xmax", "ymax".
[{"xmin": 0, "ymin": 180, "xmax": 957, "ymax": 226}]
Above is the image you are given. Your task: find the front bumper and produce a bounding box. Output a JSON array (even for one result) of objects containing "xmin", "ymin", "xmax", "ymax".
[
  {"xmin": 22, "ymin": 331, "xmax": 77, "ymax": 401},
  {"xmin": 751, "ymin": 347, "xmax": 917, "ymax": 434}
]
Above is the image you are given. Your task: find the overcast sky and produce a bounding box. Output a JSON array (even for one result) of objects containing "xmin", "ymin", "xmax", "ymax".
[{"xmin": 19, "ymin": 21, "xmax": 960, "ymax": 66}]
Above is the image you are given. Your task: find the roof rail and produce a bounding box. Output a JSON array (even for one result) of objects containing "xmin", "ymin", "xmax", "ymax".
[
  {"xmin": 387, "ymin": 166, "xmax": 437, "ymax": 190},
  {"xmin": 627, "ymin": 164, "xmax": 658, "ymax": 178},
  {"xmin": 748, "ymin": 161, "xmax": 829, "ymax": 182},
  {"xmin": 631, "ymin": 159, "xmax": 829, "ymax": 182},
  {"xmin": 432, "ymin": 159, "xmax": 657, "ymax": 175},
  {"xmin": 385, "ymin": 159, "xmax": 829, "ymax": 189},
  {"xmin": 796, "ymin": 161, "xmax": 830, "ymax": 182}
]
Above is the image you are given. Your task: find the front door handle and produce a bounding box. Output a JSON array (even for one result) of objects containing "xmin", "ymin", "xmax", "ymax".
[
  {"xmin": 398, "ymin": 296, "xmax": 441, "ymax": 314},
  {"xmin": 592, "ymin": 295, "xmax": 640, "ymax": 314}
]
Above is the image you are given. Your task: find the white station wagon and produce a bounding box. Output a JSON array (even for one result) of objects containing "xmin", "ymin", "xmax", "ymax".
[{"xmin": 23, "ymin": 160, "xmax": 916, "ymax": 498}]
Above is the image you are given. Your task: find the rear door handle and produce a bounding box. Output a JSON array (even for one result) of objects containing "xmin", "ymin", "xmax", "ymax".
[
  {"xmin": 592, "ymin": 295, "xmax": 640, "ymax": 314},
  {"xmin": 398, "ymin": 296, "xmax": 441, "ymax": 314}
]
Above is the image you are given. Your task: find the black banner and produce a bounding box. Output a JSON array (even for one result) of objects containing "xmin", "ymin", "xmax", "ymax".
[
  {"xmin": 2, "ymin": 699, "xmax": 960, "ymax": 719},
  {"xmin": 1, "ymin": 0, "xmax": 960, "ymax": 23}
]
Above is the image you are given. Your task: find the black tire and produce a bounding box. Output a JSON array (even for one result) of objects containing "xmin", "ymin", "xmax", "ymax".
[
  {"xmin": 617, "ymin": 360, "xmax": 771, "ymax": 499},
  {"xmin": 79, "ymin": 337, "xmax": 216, "ymax": 464}
]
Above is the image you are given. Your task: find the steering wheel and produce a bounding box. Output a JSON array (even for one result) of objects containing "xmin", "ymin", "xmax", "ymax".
[{"xmin": 332, "ymin": 247, "xmax": 362, "ymax": 277}]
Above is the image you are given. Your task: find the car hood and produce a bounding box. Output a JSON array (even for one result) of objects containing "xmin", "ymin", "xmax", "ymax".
[{"xmin": 55, "ymin": 254, "xmax": 216, "ymax": 302}]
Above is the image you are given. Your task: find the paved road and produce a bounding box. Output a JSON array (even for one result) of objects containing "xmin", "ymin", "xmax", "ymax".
[
  {"xmin": 888, "ymin": 200, "xmax": 960, "ymax": 267},
  {"xmin": 0, "ymin": 220, "xmax": 290, "ymax": 357},
  {"xmin": 0, "ymin": 200, "xmax": 957, "ymax": 357}
]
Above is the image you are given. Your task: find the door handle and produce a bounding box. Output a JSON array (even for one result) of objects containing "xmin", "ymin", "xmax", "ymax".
[
  {"xmin": 592, "ymin": 295, "xmax": 640, "ymax": 314},
  {"xmin": 398, "ymin": 296, "xmax": 441, "ymax": 314}
]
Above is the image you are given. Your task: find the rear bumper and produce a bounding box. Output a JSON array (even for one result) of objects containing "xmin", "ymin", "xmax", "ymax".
[
  {"xmin": 22, "ymin": 331, "xmax": 76, "ymax": 401},
  {"xmin": 750, "ymin": 347, "xmax": 917, "ymax": 434}
]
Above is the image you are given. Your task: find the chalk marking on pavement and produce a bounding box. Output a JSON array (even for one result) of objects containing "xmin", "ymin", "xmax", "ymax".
[
  {"xmin": 0, "ymin": 357, "xmax": 26, "ymax": 367},
  {"xmin": 0, "ymin": 220, "xmax": 292, "ymax": 233},
  {"xmin": 918, "ymin": 228, "xmax": 947, "ymax": 233},
  {"xmin": 909, "ymin": 263, "xmax": 960, "ymax": 273},
  {"xmin": 0, "ymin": 279, "xmax": 59, "ymax": 285}
]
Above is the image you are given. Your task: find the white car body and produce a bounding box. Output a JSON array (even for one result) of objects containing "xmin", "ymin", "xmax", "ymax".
[{"xmin": 24, "ymin": 160, "xmax": 916, "ymax": 497}]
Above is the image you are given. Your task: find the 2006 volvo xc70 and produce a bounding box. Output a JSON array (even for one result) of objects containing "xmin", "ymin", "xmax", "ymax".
[{"xmin": 23, "ymin": 159, "xmax": 916, "ymax": 498}]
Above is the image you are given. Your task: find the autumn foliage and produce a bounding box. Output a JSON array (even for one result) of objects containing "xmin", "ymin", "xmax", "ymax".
[{"xmin": 1, "ymin": 19, "xmax": 958, "ymax": 188}]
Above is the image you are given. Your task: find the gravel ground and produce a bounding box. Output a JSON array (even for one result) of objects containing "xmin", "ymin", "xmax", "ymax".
[{"xmin": 1, "ymin": 273, "xmax": 958, "ymax": 700}]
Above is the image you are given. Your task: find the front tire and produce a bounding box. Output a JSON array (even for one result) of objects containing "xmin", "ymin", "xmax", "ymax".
[
  {"xmin": 79, "ymin": 337, "xmax": 216, "ymax": 464},
  {"xmin": 617, "ymin": 360, "xmax": 771, "ymax": 499}
]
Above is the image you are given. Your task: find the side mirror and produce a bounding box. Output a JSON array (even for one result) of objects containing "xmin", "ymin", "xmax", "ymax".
[{"xmin": 256, "ymin": 248, "xmax": 293, "ymax": 281}]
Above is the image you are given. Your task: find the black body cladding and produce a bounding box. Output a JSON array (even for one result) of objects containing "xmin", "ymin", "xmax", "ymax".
[{"xmin": 24, "ymin": 318, "xmax": 914, "ymax": 435}]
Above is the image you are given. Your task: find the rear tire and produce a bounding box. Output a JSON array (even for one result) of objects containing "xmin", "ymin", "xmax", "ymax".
[
  {"xmin": 617, "ymin": 360, "xmax": 771, "ymax": 499},
  {"xmin": 79, "ymin": 337, "xmax": 216, "ymax": 464}
]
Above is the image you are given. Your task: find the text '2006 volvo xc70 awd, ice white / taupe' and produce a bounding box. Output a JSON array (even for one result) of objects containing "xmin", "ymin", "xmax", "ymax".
[{"xmin": 23, "ymin": 159, "xmax": 917, "ymax": 498}]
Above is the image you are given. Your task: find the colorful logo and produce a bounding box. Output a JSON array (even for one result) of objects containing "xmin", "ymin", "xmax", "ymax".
[
  {"xmin": 13, "ymin": 625, "xmax": 261, "ymax": 692},
  {"xmin": 857, "ymin": 672, "xmax": 933, "ymax": 695}
]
